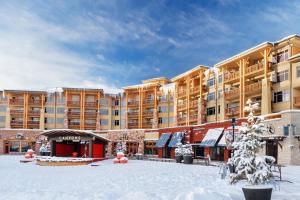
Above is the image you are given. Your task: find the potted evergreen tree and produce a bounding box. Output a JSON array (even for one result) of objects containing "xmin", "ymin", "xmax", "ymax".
[
  {"xmin": 183, "ymin": 144, "xmax": 193, "ymax": 164},
  {"xmin": 175, "ymin": 142, "xmax": 184, "ymax": 163},
  {"xmin": 228, "ymin": 99, "xmax": 275, "ymax": 200}
]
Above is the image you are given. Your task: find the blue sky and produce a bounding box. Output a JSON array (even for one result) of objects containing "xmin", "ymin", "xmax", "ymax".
[{"xmin": 0, "ymin": 0, "xmax": 299, "ymax": 93}]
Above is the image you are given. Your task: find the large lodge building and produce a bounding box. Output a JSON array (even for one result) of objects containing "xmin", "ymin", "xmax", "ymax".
[{"xmin": 2, "ymin": 35, "xmax": 300, "ymax": 165}]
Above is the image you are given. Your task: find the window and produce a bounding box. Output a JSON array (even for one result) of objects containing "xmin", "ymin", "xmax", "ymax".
[
  {"xmin": 277, "ymin": 70, "xmax": 288, "ymax": 82},
  {"xmin": 272, "ymin": 50, "xmax": 289, "ymax": 63},
  {"xmin": 0, "ymin": 105, "xmax": 6, "ymax": 112},
  {"xmin": 297, "ymin": 66, "xmax": 300, "ymax": 78},
  {"xmin": 218, "ymin": 105, "xmax": 221, "ymax": 114},
  {"xmin": 56, "ymin": 118, "xmax": 64, "ymax": 124},
  {"xmin": 218, "ymin": 75, "xmax": 223, "ymax": 83},
  {"xmin": 207, "ymin": 92, "xmax": 215, "ymax": 101},
  {"xmin": 45, "ymin": 107, "xmax": 53, "ymax": 114},
  {"xmin": 206, "ymin": 107, "xmax": 216, "ymax": 116},
  {"xmin": 114, "ymin": 120, "xmax": 120, "ymax": 126},
  {"xmin": 56, "ymin": 107, "xmax": 65, "ymax": 114},
  {"xmin": 158, "ymin": 117, "xmax": 162, "ymax": 124},
  {"xmin": 207, "ymin": 78, "xmax": 215, "ymax": 87},
  {"xmin": 283, "ymin": 126, "xmax": 289, "ymax": 136},
  {"xmin": 45, "ymin": 118, "xmax": 55, "ymax": 124},
  {"xmin": 169, "ymin": 106, "xmax": 174, "ymax": 112},
  {"xmin": 100, "ymin": 98, "xmax": 108, "ymax": 106},
  {"xmin": 273, "ymin": 91, "xmax": 289, "ymax": 103},
  {"xmin": 218, "ymin": 89, "xmax": 222, "ymax": 99},
  {"xmin": 114, "ymin": 99, "xmax": 119, "ymax": 106},
  {"xmin": 99, "ymin": 109, "xmax": 109, "ymax": 115},
  {"xmin": 158, "ymin": 106, "xmax": 167, "ymax": 113},
  {"xmin": 0, "ymin": 116, "xmax": 5, "ymax": 122},
  {"xmin": 114, "ymin": 110, "xmax": 119, "ymax": 116},
  {"xmin": 100, "ymin": 119, "xmax": 108, "ymax": 126},
  {"xmin": 71, "ymin": 95, "xmax": 80, "ymax": 101}
]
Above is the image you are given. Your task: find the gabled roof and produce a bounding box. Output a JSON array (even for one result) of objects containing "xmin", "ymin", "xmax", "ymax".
[{"xmin": 171, "ymin": 65, "xmax": 209, "ymax": 81}]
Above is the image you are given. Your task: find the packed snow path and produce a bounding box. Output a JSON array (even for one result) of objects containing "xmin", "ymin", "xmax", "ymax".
[{"xmin": 0, "ymin": 156, "xmax": 299, "ymax": 200}]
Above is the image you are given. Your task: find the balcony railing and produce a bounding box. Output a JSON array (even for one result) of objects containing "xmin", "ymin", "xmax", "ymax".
[
  {"xmin": 224, "ymin": 71, "xmax": 240, "ymax": 83},
  {"xmin": 189, "ymin": 100, "xmax": 198, "ymax": 108},
  {"xmin": 67, "ymin": 101, "xmax": 80, "ymax": 107},
  {"xmin": 128, "ymin": 101, "xmax": 139, "ymax": 106},
  {"xmin": 10, "ymin": 121, "xmax": 23, "ymax": 125},
  {"xmin": 28, "ymin": 99, "xmax": 42, "ymax": 105},
  {"xmin": 84, "ymin": 112, "xmax": 97, "ymax": 117},
  {"xmin": 9, "ymin": 99, "xmax": 24, "ymax": 105},
  {"xmin": 143, "ymin": 111, "xmax": 153, "ymax": 116},
  {"xmin": 84, "ymin": 123, "xmax": 96, "ymax": 128},
  {"xmin": 28, "ymin": 110, "xmax": 40, "ymax": 116},
  {"xmin": 85, "ymin": 102, "xmax": 98, "ymax": 107},
  {"xmin": 10, "ymin": 110, "xmax": 24, "ymax": 115},
  {"xmin": 224, "ymin": 88, "xmax": 240, "ymax": 100},
  {"xmin": 143, "ymin": 99, "xmax": 154, "ymax": 105},
  {"xmin": 68, "ymin": 111, "xmax": 80, "ymax": 117},
  {"xmin": 177, "ymin": 117, "xmax": 186, "ymax": 123},
  {"xmin": 69, "ymin": 122, "xmax": 80, "ymax": 126},
  {"xmin": 225, "ymin": 107, "xmax": 240, "ymax": 116},
  {"xmin": 245, "ymin": 63, "xmax": 263, "ymax": 75},
  {"xmin": 27, "ymin": 120, "xmax": 40, "ymax": 125},
  {"xmin": 177, "ymin": 103, "xmax": 186, "ymax": 111},
  {"xmin": 190, "ymin": 86, "xmax": 200, "ymax": 94},
  {"xmin": 128, "ymin": 123, "xmax": 139, "ymax": 128},
  {"xmin": 189, "ymin": 115, "xmax": 198, "ymax": 122},
  {"xmin": 178, "ymin": 90, "xmax": 186, "ymax": 98},
  {"xmin": 294, "ymin": 96, "xmax": 300, "ymax": 107},
  {"xmin": 128, "ymin": 112, "xmax": 139, "ymax": 117},
  {"xmin": 245, "ymin": 82, "xmax": 262, "ymax": 95},
  {"xmin": 142, "ymin": 122, "xmax": 152, "ymax": 127}
]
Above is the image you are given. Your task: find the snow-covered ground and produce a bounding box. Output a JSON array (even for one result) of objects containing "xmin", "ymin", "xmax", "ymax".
[{"xmin": 0, "ymin": 156, "xmax": 300, "ymax": 200}]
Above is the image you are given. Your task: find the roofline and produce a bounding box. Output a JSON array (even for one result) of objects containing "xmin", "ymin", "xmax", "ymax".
[
  {"xmin": 171, "ymin": 65, "xmax": 209, "ymax": 82},
  {"xmin": 62, "ymin": 87, "xmax": 104, "ymax": 92},
  {"xmin": 3, "ymin": 90, "xmax": 47, "ymax": 94},
  {"xmin": 122, "ymin": 82, "xmax": 160, "ymax": 90}
]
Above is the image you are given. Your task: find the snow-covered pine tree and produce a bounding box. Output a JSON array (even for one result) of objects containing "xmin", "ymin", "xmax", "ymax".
[{"xmin": 228, "ymin": 99, "xmax": 275, "ymax": 185}]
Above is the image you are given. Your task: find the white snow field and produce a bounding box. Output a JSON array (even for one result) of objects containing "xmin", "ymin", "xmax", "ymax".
[{"xmin": 0, "ymin": 156, "xmax": 300, "ymax": 200}]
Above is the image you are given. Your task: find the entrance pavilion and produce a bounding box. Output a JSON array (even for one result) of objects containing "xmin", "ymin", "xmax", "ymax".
[{"xmin": 41, "ymin": 129, "xmax": 109, "ymax": 158}]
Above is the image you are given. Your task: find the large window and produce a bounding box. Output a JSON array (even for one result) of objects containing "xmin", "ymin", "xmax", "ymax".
[
  {"xmin": 56, "ymin": 107, "xmax": 65, "ymax": 114},
  {"xmin": 218, "ymin": 75, "xmax": 223, "ymax": 83},
  {"xmin": 207, "ymin": 78, "xmax": 215, "ymax": 87},
  {"xmin": 158, "ymin": 106, "xmax": 167, "ymax": 113},
  {"xmin": 100, "ymin": 109, "xmax": 109, "ymax": 115},
  {"xmin": 206, "ymin": 107, "xmax": 216, "ymax": 116},
  {"xmin": 9, "ymin": 141, "xmax": 34, "ymax": 153},
  {"xmin": 273, "ymin": 91, "xmax": 289, "ymax": 103},
  {"xmin": 277, "ymin": 70, "xmax": 289, "ymax": 82},
  {"xmin": 272, "ymin": 50, "xmax": 289, "ymax": 63},
  {"xmin": 297, "ymin": 66, "xmax": 300, "ymax": 78},
  {"xmin": 100, "ymin": 119, "xmax": 108, "ymax": 126},
  {"xmin": 207, "ymin": 92, "xmax": 215, "ymax": 101}
]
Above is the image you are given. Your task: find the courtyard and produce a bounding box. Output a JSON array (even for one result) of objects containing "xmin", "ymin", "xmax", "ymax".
[{"xmin": 0, "ymin": 156, "xmax": 300, "ymax": 200}]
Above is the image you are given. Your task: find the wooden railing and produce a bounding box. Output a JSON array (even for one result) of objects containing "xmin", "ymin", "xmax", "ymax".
[
  {"xmin": 128, "ymin": 101, "xmax": 139, "ymax": 106},
  {"xmin": 84, "ymin": 112, "xmax": 97, "ymax": 117},
  {"xmin": 128, "ymin": 112, "xmax": 139, "ymax": 117},
  {"xmin": 11, "ymin": 121, "xmax": 23, "ymax": 125},
  {"xmin": 9, "ymin": 99, "xmax": 24, "ymax": 105},
  {"xmin": 224, "ymin": 71, "xmax": 240, "ymax": 82},
  {"xmin": 85, "ymin": 102, "xmax": 98, "ymax": 107},
  {"xmin": 67, "ymin": 101, "xmax": 80, "ymax": 107},
  {"xmin": 189, "ymin": 115, "xmax": 198, "ymax": 121},
  {"xmin": 10, "ymin": 110, "xmax": 24, "ymax": 115},
  {"xmin": 143, "ymin": 99, "xmax": 154, "ymax": 104},
  {"xmin": 28, "ymin": 110, "xmax": 40, "ymax": 116},
  {"xmin": 190, "ymin": 86, "xmax": 200, "ymax": 94},
  {"xmin": 177, "ymin": 103, "xmax": 187, "ymax": 110},
  {"xmin": 225, "ymin": 107, "xmax": 240, "ymax": 116},
  {"xmin": 177, "ymin": 117, "xmax": 186, "ymax": 123},
  {"xmin": 245, "ymin": 82, "xmax": 262, "ymax": 94},
  {"xmin": 68, "ymin": 111, "xmax": 80, "ymax": 116},
  {"xmin": 69, "ymin": 122, "xmax": 80, "ymax": 126},
  {"xmin": 27, "ymin": 121, "xmax": 40, "ymax": 125},
  {"xmin": 143, "ymin": 111, "xmax": 153, "ymax": 116},
  {"xmin": 178, "ymin": 90, "xmax": 186, "ymax": 98},
  {"xmin": 28, "ymin": 100, "xmax": 42, "ymax": 105},
  {"xmin": 224, "ymin": 88, "xmax": 240, "ymax": 100},
  {"xmin": 189, "ymin": 100, "xmax": 198, "ymax": 108},
  {"xmin": 245, "ymin": 63, "xmax": 263, "ymax": 75}
]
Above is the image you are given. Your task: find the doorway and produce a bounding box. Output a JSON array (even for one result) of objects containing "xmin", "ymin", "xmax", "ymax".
[{"xmin": 266, "ymin": 140, "xmax": 278, "ymax": 164}]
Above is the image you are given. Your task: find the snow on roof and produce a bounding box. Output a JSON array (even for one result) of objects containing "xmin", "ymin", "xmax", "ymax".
[{"xmin": 171, "ymin": 65, "xmax": 209, "ymax": 81}]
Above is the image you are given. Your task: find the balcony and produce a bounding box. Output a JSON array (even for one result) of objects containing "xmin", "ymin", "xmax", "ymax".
[
  {"xmin": 84, "ymin": 112, "xmax": 97, "ymax": 118},
  {"xmin": 177, "ymin": 103, "xmax": 187, "ymax": 111},
  {"xmin": 189, "ymin": 100, "xmax": 198, "ymax": 108},
  {"xmin": 9, "ymin": 99, "xmax": 24, "ymax": 106},
  {"xmin": 225, "ymin": 107, "xmax": 240, "ymax": 117},
  {"xmin": 143, "ymin": 111, "xmax": 153, "ymax": 116},
  {"xmin": 128, "ymin": 122, "xmax": 139, "ymax": 129},
  {"xmin": 294, "ymin": 96, "xmax": 300, "ymax": 107},
  {"xmin": 245, "ymin": 82, "xmax": 262, "ymax": 96},
  {"xmin": 68, "ymin": 111, "xmax": 80, "ymax": 117},
  {"xmin": 143, "ymin": 99, "xmax": 154, "ymax": 105},
  {"xmin": 142, "ymin": 122, "xmax": 152, "ymax": 128},
  {"xmin": 177, "ymin": 117, "xmax": 186, "ymax": 124},
  {"xmin": 84, "ymin": 123, "xmax": 96, "ymax": 129},
  {"xmin": 245, "ymin": 63, "xmax": 263, "ymax": 76},
  {"xmin": 178, "ymin": 90, "xmax": 186, "ymax": 98},
  {"xmin": 10, "ymin": 110, "xmax": 24, "ymax": 115},
  {"xmin": 224, "ymin": 88, "xmax": 240, "ymax": 100},
  {"xmin": 224, "ymin": 71, "xmax": 240, "ymax": 83},
  {"xmin": 28, "ymin": 110, "xmax": 41, "ymax": 116},
  {"xmin": 28, "ymin": 99, "xmax": 42, "ymax": 106},
  {"xmin": 27, "ymin": 120, "xmax": 40, "ymax": 126},
  {"xmin": 67, "ymin": 101, "xmax": 80, "ymax": 107},
  {"xmin": 10, "ymin": 121, "xmax": 23, "ymax": 127},
  {"xmin": 190, "ymin": 86, "xmax": 200, "ymax": 95},
  {"xmin": 85, "ymin": 101, "xmax": 98, "ymax": 107},
  {"xmin": 189, "ymin": 115, "xmax": 198, "ymax": 122},
  {"xmin": 128, "ymin": 112, "xmax": 139, "ymax": 117},
  {"xmin": 128, "ymin": 101, "xmax": 139, "ymax": 107}
]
